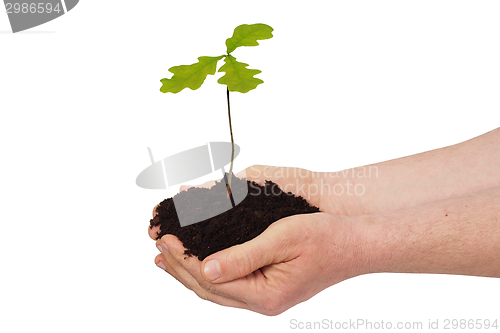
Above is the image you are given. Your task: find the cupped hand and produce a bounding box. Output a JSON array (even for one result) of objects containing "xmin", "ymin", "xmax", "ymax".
[
  {"xmin": 154, "ymin": 212, "xmax": 368, "ymax": 315},
  {"xmin": 148, "ymin": 165, "xmax": 370, "ymax": 315}
]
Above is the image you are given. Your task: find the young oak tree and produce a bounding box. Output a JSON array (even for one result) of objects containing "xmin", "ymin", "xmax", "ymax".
[{"xmin": 160, "ymin": 23, "xmax": 273, "ymax": 196}]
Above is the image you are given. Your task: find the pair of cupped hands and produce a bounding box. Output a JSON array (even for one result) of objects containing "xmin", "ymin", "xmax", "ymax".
[
  {"xmin": 147, "ymin": 129, "xmax": 500, "ymax": 315},
  {"xmin": 148, "ymin": 165, "xmax": 369, "ymax": 316}
]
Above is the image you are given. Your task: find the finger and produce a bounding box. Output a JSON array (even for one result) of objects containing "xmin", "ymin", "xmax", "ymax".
[
  {"xmin": 160, "ymin": 235, "xmax": 242, "ymax": 298},
  {"xmin": 148, "ymin": 204, "xmax": 161, "ymax": 240},
  {"xmin": 157, "ymin": 236, "xmax": 234, "ymax": 300},
  {"xmin": 160, "ymin": 218, "xmax": 303, "ymax": 298},
  {"xmin": 148, "ymin": 211, "xmax": 162, "ymax": 240},
  {"xmin": 179, "ymin": 185, "xmax": 193, "ymax": 192},
  {"xmin": 157, "ymin": 250, "xmax": 289, "ymax": 316},
  {"xmin": 152, "ymin": 204, "xmax": 159, "ymax": 217},
  {"xmin": 156, "ymin": 238, "xmax": 252, "ymax": 311},
  {"xmin": 200, "ymin": 215, "xmax": 305, "ymax": 284},
  {"xmin": 161, "ymin": 232, "xmax": 277, "ymax": 309},
  {"xmin": 157, "ymin": 237, "xmax": 203, "ymax": 292},
  {"xmin": 154, "ymin": 254, "xmax": 192, "ymax": 290},
  {"xmin": 148, "ymin": 224, "xmax": 160, "ymax": 240}
]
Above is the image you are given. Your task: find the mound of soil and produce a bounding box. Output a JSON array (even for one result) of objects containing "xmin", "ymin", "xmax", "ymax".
[{"xmin": 149, "ymin": 175, "xmax": 320, "ymax": 261}]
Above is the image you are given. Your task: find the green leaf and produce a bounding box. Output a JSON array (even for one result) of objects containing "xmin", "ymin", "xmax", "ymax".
[
  {"xmin": 225, "ymin": 23, "xmax": 273, "ymax": 54},
  {"xmin": 217, "ymin": 55, "xmax": 263, "ymax": 93},
  {"xmin": 160, "ymin": 55, "xmax": 224, "ymax": 93}
]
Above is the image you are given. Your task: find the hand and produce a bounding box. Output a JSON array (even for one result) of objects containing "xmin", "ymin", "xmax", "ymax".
[
  {"xmin": 148, "ymin": 127, "xmax": 500, "ymax": 314},
  {"xmin": 153, "ymin": 212, "xmax": 368, "ymax": 316},
  {"xmin": 147, "ymin": 164, "xmax": 369, "ymax": 315}
]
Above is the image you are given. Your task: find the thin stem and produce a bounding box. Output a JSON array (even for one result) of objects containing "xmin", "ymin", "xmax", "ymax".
[{"xmin": 227, "ymin": 87, "xmax": 234, "ymax": 196}]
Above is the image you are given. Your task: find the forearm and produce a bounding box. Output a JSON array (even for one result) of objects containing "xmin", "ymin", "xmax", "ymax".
[
  {"xmin": 364, "ymin": 186, "xmax": 500, "ymax": 278},
  {"xmin": 321, "ymin": 127, "xmax": 500, "ymax": 214}
]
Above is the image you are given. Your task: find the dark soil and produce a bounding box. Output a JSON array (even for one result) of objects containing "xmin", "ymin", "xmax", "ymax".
[{"xmin": 150, "ymin": 175, "xmax": 320, "ymax": 261}]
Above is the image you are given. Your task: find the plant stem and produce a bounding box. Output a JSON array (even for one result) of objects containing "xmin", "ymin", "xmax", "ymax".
[{"xmin": 226, "ymin": 86, "xmax": 234, "ymax": 196}]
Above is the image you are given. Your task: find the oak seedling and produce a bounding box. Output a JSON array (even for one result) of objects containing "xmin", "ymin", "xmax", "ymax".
[{"xmin": 160, "ymin": 23, "xmax": 274, "ymax": 196}]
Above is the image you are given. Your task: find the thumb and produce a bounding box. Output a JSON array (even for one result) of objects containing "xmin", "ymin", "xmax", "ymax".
[{"xmin": 200, "ymin": 217, "xmax": 301, "ymax": 283}]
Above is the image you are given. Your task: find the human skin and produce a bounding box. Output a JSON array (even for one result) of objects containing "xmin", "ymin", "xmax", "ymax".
[
  {"xmin": 366, "ymin": 186, "xmax": 500, "ymax": 277},
  {"xmin": 148, "ymin": 127, "xmax": 500, "ymax": 315}
]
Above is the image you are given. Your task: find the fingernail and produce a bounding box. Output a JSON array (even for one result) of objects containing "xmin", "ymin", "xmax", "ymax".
[
  {"xmin": 157, "ymin": 261, "xmax": 166, "ymax": 270},
  {"xmin": 157, "ymin": 243, "xmax": 168, "ymax": 253},
  {"xmin": 161, "ymin": 243, "xmax": 169, "ymax": 253},
  {"xmin": 204, "ymin": 260, "xmax": 221, "ymax": 281}
]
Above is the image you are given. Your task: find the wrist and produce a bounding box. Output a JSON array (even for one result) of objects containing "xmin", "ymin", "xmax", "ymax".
[
  {"xmin": 333, "ymin": 214, "xmax": 388, "ymax": 278},
  {"xmin": 354, "ymin": 212, "xmax": 402, "ymax": 275}
]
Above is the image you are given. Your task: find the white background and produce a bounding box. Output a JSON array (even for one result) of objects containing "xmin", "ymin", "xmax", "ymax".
[{"xmin": 1, "ymin": 1, "xmax": 499, "ymax": 332}]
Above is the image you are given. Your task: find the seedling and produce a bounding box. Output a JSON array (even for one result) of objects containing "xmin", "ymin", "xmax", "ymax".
[{"xmin": 160, "ymin": 23, "xmax": 273, "ymax": 197}]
